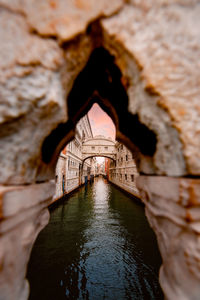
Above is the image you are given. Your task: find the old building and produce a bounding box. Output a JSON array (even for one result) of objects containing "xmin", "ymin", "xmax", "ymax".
[
  {"xmin": 108, "ymin": 143, "xmax": 140, "ymax": 198},
  {"xmin": 54, "ymin": 115, "xmax": 94, "ymax": 200}
]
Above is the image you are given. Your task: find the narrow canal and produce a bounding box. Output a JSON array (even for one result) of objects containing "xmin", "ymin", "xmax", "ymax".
[{"xmin": 27, "ymin": 177, "xmax": 163, "ymax": 300}]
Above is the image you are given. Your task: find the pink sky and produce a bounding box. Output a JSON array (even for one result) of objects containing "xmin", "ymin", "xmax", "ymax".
[{"xmin": 88, "ymin": 103, "xmax": 116, "ymax": 140}]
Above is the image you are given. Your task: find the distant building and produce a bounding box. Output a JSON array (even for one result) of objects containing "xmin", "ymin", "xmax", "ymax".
[
  {"xmin": 105, "ymin": 158, "xmax": 110, "ymax": 179},
  {"xmin": 54, "ymin": 116, "xmax": 140, "ymax": 201},
  {"xmin": 54, "ymin": 115, "xmax": 94, "ymax": 200},
  {"xmin": 108, "ymin": 142, "xmax": 140, "ymax": 198}
]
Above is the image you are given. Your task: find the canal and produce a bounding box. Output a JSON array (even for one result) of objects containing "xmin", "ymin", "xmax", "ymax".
[{"xmin": 27, "ymin": 177, "xmax": 163, "ymax": 300}]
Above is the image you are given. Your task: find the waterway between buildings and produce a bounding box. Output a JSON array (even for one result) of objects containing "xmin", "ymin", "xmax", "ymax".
[{"xmin": 27, "ymin": 177, "xmax": 163, "ymax": 300}]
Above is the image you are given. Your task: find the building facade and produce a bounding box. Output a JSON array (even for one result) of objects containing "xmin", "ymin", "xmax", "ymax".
[
  {"xmin": 54, "ymin": 115, "xmax": 94, "ymax": 200},
  {"xmin": 108, "ymin": 142, "xmax": 140, "ymax": 198},
  {"xmin": 54, "ymin": 112, "xmax": 140, "ymax": 201}
]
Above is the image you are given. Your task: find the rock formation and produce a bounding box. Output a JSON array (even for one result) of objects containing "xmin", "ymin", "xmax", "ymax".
[{"xmin": 0, "ymin": 0, "xmax": 200, "ymax": 299}]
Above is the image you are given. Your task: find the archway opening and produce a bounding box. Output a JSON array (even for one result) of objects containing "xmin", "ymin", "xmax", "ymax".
[
  {"xmin": 29, "ymin": 104, "xmax": 162, "ymax": 299},
  {"xmin": 27, "ymin": 45, "xmax": 164, "ymax": 300},
  {"xmin": 41, "ymin": 47, "xmax": 157, "ymax": 176},
  {"xmin": 27, "ymin": 101, "xmax": 163, "ymax": 300}
]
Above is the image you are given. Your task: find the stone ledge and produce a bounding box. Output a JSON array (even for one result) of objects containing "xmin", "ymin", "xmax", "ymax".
[
  {"xmin": 136, "ymin": 175, "xmax": 200, "ymax": 300},
  {"xmin": 137, "ymin": 176, "xmax": 200, "ymax": 206},
  {"xmin": 0, "ymin": 181, "xmax": 55, "ymax": 220}
]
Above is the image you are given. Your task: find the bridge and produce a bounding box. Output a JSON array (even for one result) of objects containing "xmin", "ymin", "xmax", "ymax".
[{"xmin": 82, "ymin": 135, "xmax": 116, "ymax": 162}]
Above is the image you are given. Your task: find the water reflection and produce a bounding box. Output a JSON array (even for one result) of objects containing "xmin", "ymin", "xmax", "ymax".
[{"xmin": 27, "ymin": 177, "xmax": 163, "ymax": 299}]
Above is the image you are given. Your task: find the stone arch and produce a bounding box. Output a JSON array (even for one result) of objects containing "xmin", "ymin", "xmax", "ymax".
[
  {"xmin": 82, "ymin": 136, "xmax": 116, "ymax": 161},
  {"xmin": 41, "ymin": 47, "xmax": 157, "ymax": 181},
  {"xmin": 82, "ymin": 155, "xmax": 116, "ymax": 165},
  {"xmin": 80, "ymin": 155, "xmax": 116, "ymax": 182},
  {"xmin": 1, "ymin": 2, "xmax": 200, "ymax": 300},
  {"xmin": 39, "ymin": 42, "xmax": 187, "ymax": 182}
]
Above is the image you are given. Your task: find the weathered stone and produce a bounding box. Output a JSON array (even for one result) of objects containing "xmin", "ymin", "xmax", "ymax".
[
  {"xmin": 0, "ymin": 9, "xmax": 65, "ymax": 184},
  {"xmin": 0, "ymin": 8, "xmax": 93, "ymax": 184},
  {"xmin": 137, "ymin": 176, "xmax": 200, "ymax": 300},
  {"xmin": 101, "ymin": 1, "xmax": 200, "ymax": 176},
  {"xmin": 0, "ymin": 2, "xmax": 200, "ymax": 299},
  {"xmin": 0, "ymin": 0, "xmax": 123, "ymax": 42},
  {"xmin": 0, "ymin": 181, "xmax": 54, "ymax": 300},
  {"xmin": 1, "ymin": 1, "xmax": 200, "ymax": 184}
]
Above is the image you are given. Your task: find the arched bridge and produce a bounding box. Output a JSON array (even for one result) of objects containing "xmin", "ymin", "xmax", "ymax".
[{"xmin": 82, "ymin": 136, "xmax": 116, "ymax": 162}]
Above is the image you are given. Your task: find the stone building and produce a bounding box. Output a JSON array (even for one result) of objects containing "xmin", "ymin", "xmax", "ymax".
[
  {"xmin": 108, "ymin": 143, "xmax": 140, "ymax": 198},
  {"xmin": 54, "ymin": 115, "xmax": 94, "ymax": 200}
]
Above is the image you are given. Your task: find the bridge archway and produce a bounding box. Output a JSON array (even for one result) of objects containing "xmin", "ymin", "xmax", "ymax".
[
  {"xmin": 82, "ymin": 155, "xmax": 115, "ymax": 165},
  {"xmin": 82, "ymin": 136, "xmax": 116, "ymax": 162}
]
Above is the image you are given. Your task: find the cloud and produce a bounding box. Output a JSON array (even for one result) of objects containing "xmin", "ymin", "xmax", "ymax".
[{"xmin": 88, "ymin": 103, "xmax": 116, "ymax": 139}]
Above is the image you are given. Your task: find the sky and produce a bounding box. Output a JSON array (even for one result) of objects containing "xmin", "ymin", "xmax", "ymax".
[
  {"xmin": 88, "ymin": 103, "xmax": 116, "ymax": 163},
  {"xmin": 88, "ymin": 103, "xmax": 116, "ymax": 140}
]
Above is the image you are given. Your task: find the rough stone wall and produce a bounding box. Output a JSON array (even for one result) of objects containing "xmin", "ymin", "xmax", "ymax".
[
  {"xmin": 101, "ymin": 1, "xmax": 200, "ymax": 176},
  {"xmin": 0, "ymin": 182, "xmax": 54, "ymax": 300},
  {"xmin": 0, "ymin": 1, "xmax": 200, "ymax": 300},
  {"xmin": 137, "ymin": 176, "xmax": 200, "ymax": 300},
  {"xmin": 0, "ymin": 1, "xmax": 200, "ymax": 184}
]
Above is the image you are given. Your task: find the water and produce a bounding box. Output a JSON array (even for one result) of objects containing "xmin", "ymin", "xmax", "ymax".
[{"xmin": 27, "ymin": 177, "xmax": 163, "ymax": 300}]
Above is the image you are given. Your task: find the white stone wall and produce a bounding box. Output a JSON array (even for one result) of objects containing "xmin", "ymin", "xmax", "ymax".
[
  {"xmin": 54, "ymin": 115, "xmax": 94, "ymax": 200},
  {"xmin": 109, "ymin": 142, "xmax": 140, "ymax": 198},
  {"xmin": 82, "ymin": 136, "xmax": 116, "ymax": 161},
  {"xmin": 55, "ymin": 156, "xmax": 65, "ymax": 200}
]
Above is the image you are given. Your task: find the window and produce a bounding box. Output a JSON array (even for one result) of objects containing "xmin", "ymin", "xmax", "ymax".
[
  {"xmin": 92, "ymin": 146, "xmax": 95, "ymax": 150},
  {"xmin": 121, "ymin": 157, "xmax": 123, "ymax": 162},
  {"xmin": 131, "ymin": 174, "xmax": 134, "ymax": 182},
  {"xmin": 125, "ymin": 174, "xmax": 127, "ymax": 180},
  {"xmin": 55, "ymin": 175, "xmax": 58, "ymax": 182},
  {"xmin": 120, "ymin": 174, "xmax": 122, "ymax": 180},
  {"xmin": 62, "ymin": 175, "xmax": 65, "ymax": 193},
  {"xmin": 126, "ymin": 155, "xmax": 128, "ymax": 161},
  {"xmin": 105, "ymin": 146, "xmax": 108, "ymax": 150},
  {"xmin": 121, "ymin": 145, "xmax": 123, "ymax": 150}
]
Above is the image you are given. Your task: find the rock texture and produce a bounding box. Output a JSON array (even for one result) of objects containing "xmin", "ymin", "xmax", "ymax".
[
  {"xmin": 0, "ymin": 7, "xmax": 93, "ymax": 184},
  {"xmin": 0, "ymin": 0, "xmax": 123, "ymax": 41},
  {"xmin": 101, "ymin": 1, "xmax": 200, "ymax": 176},
  {"xmin": 0, "ymin": 181, "xmax": 54, "ymax": 300},
  {"xmin": 0, "ymin": 0, "xmax": 200, "ymax": 183},
  {"xmin": 137, "ymin": 176, "xmax": 200, "ymax": 300},
  {"xmin": 0, "ymin": 1, "xmax": 200, "ymax": 299},
  {"xmin": 0, "ymin": 8, "xmax": 66, "ymax": 184}
]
